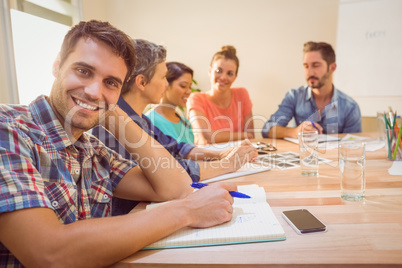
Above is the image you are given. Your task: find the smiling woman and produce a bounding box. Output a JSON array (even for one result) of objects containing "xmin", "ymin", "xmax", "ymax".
[
  {"xmin": 145, "ymin": 61, "xmax": 195, "ymax": 144},
  {"xmin": 186, "ymin": 45, "xmax": 255, "ymax": 145}
]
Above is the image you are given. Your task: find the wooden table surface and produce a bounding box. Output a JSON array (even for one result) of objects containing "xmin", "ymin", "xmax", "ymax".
[{"xmin": 112, "ymin": 134, "xmax": 402, "ymax": 267}]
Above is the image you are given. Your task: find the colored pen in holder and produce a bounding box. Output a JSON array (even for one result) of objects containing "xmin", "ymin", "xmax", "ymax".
[{"xmin": 384, "ymin": 112, "xmax": 402, "ymax": 161}]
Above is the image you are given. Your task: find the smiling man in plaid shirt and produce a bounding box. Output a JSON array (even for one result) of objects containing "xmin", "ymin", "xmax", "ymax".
[{"xmin": 0, "ymin": 20, "xmax": 236, "ymax": 267}]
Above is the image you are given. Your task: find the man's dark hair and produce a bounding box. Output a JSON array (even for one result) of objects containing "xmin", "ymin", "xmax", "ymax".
[
  {"xmin": 303, "ymin": 41, "xmax": 336, "ymax": 66},
  {"xmin": 59, "ymin": 20, "xmax": 136, "ymax": 85},
  {"xmin": 166, "ymin": 62, "xmax": 193, "ymax": 85}
]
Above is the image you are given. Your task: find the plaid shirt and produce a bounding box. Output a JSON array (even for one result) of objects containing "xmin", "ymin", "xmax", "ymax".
[{"xmin": 0, "ymin": 95, "xmax": 136, "ymax": 267}]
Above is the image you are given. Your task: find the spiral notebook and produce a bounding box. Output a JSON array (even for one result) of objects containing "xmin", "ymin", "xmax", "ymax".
[{"xmin": 143, "ymin": 184, "xmax": 286, "ymax": 249}]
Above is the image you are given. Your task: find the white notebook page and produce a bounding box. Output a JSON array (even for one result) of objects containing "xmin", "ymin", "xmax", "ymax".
[{"xmin": 144, "ymin": 185, "xmax": 285, "ymax": 249}]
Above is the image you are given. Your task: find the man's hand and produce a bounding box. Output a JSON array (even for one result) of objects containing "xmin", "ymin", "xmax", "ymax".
[
  {"xmin": 97, "ymin": 103, "xmax": 118, "ymax": 130},
  {"xmin": 293, "ymin": 121, "xmax": 323, "ymax": 137},
  {"xmin": 101, "ymin": 105, "xmax": 129, "ymax": 134},
  {"xmin": 182, "ymin": 182, "xmax": 236, "ymax": 228}
]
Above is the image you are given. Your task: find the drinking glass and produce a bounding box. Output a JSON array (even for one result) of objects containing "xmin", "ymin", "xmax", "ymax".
[
  {"xmin": 339, "ymin": 142, "xmax": 366, "ymax": 201},
  {"xmin": 298, "ymin": 131, "xmax": 319, "ymax": 176}
]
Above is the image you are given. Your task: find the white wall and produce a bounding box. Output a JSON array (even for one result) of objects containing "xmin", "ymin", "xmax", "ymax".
[
  {"xmin": 83, "ymin": 0, "xmax": 339, "ymax": 138},
  {"xmin": 81, "ymin": 0, "xmax": 107, "ymax": 21}
]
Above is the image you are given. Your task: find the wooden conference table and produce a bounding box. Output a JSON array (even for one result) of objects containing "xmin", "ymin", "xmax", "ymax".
[{"xmin": 112, "ymin": 133, "xmax": 402, "ymax": 267}]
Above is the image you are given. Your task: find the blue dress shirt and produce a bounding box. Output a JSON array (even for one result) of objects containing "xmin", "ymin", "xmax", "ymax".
[{"xmin": 262, "ymin": 85, "xmax": 362, "ymax": 138}]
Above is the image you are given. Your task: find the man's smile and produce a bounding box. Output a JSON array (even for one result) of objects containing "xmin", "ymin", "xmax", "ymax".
[{"xmin": 73, "ymin": 97, "xmax": 100, "ymax": 111}]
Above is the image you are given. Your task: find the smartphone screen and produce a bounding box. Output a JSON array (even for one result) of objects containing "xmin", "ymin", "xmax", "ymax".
[{"xmin": 282, "ymin": 209, "xmax": 327, "ymax": 234}]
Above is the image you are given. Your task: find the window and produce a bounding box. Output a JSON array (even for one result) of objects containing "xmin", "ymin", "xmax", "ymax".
[
  {"xmin": 2, "ymin": 0, "xmax": 82, "ymax": 104},
  {"xmin": 11, "ymin": 0, "xmax": 81, "ymax": 25}
]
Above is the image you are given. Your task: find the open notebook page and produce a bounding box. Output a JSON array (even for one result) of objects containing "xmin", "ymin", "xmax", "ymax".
[{"xmin": 143, "ymin": 184, "xmax": 285, "ymax": 249}]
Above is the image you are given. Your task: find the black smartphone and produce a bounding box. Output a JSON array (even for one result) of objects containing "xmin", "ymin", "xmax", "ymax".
[{"xmin": 282, "ymin": 209, "xmax": 327, "ymax": 234}]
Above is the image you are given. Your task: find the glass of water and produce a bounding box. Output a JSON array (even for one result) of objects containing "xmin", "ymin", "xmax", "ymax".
[
  {"xmin": 339, "ymin": 142, "xmax": 366, "ymax": 201},
  {"xmin": 298, "ymin": 131, "xmax": 319, "ymax": 176}
]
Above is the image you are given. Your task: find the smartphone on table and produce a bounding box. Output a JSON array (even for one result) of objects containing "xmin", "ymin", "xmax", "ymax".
[{"xmin": 282, "ymin": 209, "xmax": 327, "ymax": 234}]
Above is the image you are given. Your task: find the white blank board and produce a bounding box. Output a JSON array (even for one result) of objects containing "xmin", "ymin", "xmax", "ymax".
[
  {"xmin": 335, "ymin": 0, "xmax": 402, "ymax": 116},
  {"xmin": 336, "ymin": 0, "xmax": 402, "ymax": 96}
]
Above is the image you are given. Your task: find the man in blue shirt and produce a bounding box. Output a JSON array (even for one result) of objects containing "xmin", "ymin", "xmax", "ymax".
[{"xmin": 262, "ymin": 41, "xmax": 361, "ymax": 139}]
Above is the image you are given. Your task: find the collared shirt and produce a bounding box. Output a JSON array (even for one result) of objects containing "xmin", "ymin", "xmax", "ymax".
[
  {"xmin": 262, "ymin": 85, "xmax": 362, "ymax": 137},
  {"xmin": 92, "ymin": 97, "xmax": 200, "ymax": 182},
  {"xmin": 0, "ymin": 95, "xmax": 135, "ymax": 266}
]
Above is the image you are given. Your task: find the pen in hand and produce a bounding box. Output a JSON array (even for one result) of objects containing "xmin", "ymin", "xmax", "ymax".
[
  {"xmin": 310, "ymin": 120, "xmax": 320, "ymax": 133},
  {"xmin": 191, "ymin": 182, "xmax": 251, "ymax": 199}
]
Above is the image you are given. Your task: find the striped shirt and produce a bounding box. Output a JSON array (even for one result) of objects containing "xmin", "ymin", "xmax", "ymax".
[{"xmin": 0, "ymin": 95, "xmax": 136, "ymax": 267}]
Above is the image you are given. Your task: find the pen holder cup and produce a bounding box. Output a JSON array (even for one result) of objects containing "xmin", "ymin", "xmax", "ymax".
[{"xmin": 385, "ymin": 129, "xmax": 402, "ymax": 161}]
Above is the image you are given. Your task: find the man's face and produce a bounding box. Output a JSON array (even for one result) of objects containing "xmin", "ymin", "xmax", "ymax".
[
  {"xmin": 49, "ymin": 37, "xmax": 127, "ymax": 139},
  {"xmin": 144, "ymin": 62, "xmax": 169, "ymax": 104},
  {"xmin": 303, "ymin": 51, "xmax": 334, "ymax": 90}
]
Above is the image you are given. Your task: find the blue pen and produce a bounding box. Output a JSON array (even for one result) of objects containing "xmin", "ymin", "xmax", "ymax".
[
  {"xmin": 310, "ymin": 120, "xmax": 320, "ymax": 133},
  {"xmin": 191, "ymin": 182, "xmax": 251, "ymax": 199}
]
